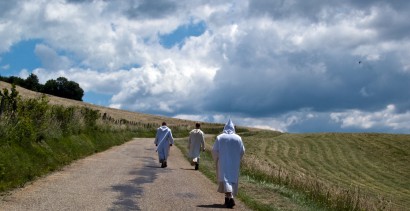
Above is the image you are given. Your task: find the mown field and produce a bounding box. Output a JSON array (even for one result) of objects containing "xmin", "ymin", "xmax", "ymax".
[
  {"xmin": 176, "ymin": 131, "xmax": 410, "ymax": 210},
  {"xmin": 245, "ymin": 131, "xmax": 410, "ymax": 210}
]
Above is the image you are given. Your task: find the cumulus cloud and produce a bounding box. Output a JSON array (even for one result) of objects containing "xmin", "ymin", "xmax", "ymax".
[
  {"xmin": 34, "ymin": 44, "xmax": 71, "ymax": 70},
  {"xmin": 330, "ymin": 104, "xmax": 410, "ymax": 132},
  {"xmin": 1, "ymin": 0, "xmax": 409, "ymax": 133}
]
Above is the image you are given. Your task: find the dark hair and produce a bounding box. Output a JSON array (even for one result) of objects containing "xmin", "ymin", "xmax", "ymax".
[
  {"xmin": 162, "ymin": 122, "xmax": 167, "ymax": 126},
  {"xmin": 195, "ymin": 122, "xmax": 200, "ymax": 128}
]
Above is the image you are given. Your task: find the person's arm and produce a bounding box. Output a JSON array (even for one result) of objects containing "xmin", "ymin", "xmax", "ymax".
[
  {"xmin": 188, "ymin": 134, "xmax": 192, "ymax": 149},
  {"xmin": 168, "ymin": 130, "xmax": 174, "ymax": 146},
  {"xmin": 201, "ymin": 132, "xmax": 205, "ymax": 151},
  {"xmin": 211, "ymin": 138, "xmax": 219, "ymax": 161},
  {"xmin": 154, "ymin": 131, "xmax": 158, "ymax": 146},
  {"xmin": 240, "ymin": 138, "xmax": 245, "ymax": 158}
]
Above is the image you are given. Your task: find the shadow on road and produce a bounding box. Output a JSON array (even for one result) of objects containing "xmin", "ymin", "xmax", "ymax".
[
  {"xmin": 109, "ymin": 156, "xmax": 158, "ymax": 210},
  {"xmin": 180, "ymin": 168, "xmax": 197, "ymax": 171},
  {"xmin": 197, "ymin": 204, "xmax": 226, "ymax": 208}
]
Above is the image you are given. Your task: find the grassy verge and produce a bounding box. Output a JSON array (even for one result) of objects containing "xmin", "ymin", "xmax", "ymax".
[{"xmin": 0, "ymin": 131, "xmax": 136, "ymax": 192}]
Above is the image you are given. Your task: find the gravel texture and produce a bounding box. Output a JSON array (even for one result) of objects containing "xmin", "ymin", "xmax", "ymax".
[{"xmin": 0, "ymin": 138, "xmax": 248, "ymax": 211}]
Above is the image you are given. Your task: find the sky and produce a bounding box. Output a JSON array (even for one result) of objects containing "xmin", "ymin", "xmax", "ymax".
[{"xmin": 1, "ymin": 0, "xmax": 410, "ymax": 133}]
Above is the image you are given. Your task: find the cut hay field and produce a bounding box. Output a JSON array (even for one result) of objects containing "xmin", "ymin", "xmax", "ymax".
[
  {"xmin": 241, "ymin": 131, "xmax": 410, "ymax": 210},
  {"xmin": 177, "ymin": 131, "xmax": 410, "ymax": 210}
]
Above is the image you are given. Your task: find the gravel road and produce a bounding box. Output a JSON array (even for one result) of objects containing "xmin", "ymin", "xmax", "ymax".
[{"xmin": 0, "ymin": 138, "xmax": 248, "ymax": 211}]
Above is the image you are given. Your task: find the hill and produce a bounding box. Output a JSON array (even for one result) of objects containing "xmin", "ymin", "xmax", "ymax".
[{"xmin": 0, "ymin": 81, "xmax": 195, "ymax": 127}]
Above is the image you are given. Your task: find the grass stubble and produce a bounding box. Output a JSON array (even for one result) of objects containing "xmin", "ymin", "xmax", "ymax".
[{"xmin": 175, "ymin": 131, "xmax": 410, "ymax": 211}]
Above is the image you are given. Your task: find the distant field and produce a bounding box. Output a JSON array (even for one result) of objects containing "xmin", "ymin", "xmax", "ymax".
[{"xmin": 242, "ymin": 131, "xmax": 410, "ymax": 210}]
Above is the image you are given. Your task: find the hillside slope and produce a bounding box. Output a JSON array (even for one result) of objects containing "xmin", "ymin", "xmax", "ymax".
[{"xmin": 0, "ymin": 81, "xmax": 193, "ymax": 126}]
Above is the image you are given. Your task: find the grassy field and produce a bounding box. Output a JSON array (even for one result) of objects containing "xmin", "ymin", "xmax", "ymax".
[
  {"xmin": 176, "ymin": 131, "xmax": 410, "ymax": 210},
  {"xmin": 242, "ymin": 131, "xmax": 409, "ymax": 210}
]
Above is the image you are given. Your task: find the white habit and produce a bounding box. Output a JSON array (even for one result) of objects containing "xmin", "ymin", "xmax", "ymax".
[
  {"xmin": 212, "ymin": 119, "xmax": 245, "ymax": 196},
  {"xmin": 188, "ymin": 128, "xmax": 205, "ymax": 160},
  {"xmin": 154, "ymin": 125, "xmax": 174, "ymax": 162}
]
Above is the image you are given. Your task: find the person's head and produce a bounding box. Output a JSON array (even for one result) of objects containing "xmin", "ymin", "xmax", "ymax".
[
  {"xmin": 162, "ymin": 122, "xmax": 167, "ymax": 126},
  {"xmin": 195, "ymin": 122, "xmax": 201, "ymax": 129}
]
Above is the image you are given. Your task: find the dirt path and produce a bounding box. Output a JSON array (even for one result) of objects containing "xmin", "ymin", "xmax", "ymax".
[{"xmin": 0, "ymin": 138, "xmax": 248, "ymax": 211}]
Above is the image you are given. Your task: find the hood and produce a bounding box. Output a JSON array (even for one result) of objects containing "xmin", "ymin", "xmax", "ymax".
[
  {"xmin": 190, "ymin": 129, "xmax": 201, "ymax": 133},
  {"xmin": 223, "ymin": 119, "xmax": 235, "ymax": 134},
  {"xmin": 159, "ymin": 126, "xmax": 169, "ymax": 131}
]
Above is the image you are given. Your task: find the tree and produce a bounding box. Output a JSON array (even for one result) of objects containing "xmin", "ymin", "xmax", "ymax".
[
  {"xmin": 43, "ymin": 77, "xmax": 84, "ymax": 101},
  {"xmin": 24, "ymin": 73, "xmax": 41, "ymax": 91}
]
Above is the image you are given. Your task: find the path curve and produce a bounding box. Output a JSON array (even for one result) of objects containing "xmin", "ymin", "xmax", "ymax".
[{"xmin": 0, "ymin": 138, "xmax": 248, "ymax": 211}]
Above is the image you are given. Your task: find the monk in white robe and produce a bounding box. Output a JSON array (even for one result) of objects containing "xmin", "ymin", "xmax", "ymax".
[
  {"xmin": 212, "ymin": 119, "xmax": 245, "ymax": 208},
  {"xmin": 154, "ymin": 122, "xmax": 174, "ymax": 168},
  {"xmin": 188, "ymin": 123, "xmax": 205, "ymax": 170}
]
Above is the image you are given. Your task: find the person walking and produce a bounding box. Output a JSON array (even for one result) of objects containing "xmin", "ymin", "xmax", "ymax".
[
  {"xmin": 155, "ymin": 122, "xmax": 174, "ymax": 168},
  {"xmin": 188, "ymin": 122, "xmax": 205, "ymax": 170},
  {"xmin": 212, "ymin": 119, "xmax": 245, "ymax": 208}
]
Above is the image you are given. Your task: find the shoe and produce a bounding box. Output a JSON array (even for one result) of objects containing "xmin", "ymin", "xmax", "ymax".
[
  {"xmin": 163, "ymin": 161, "xmax": 167, "ymax": 168},
  {"xmin": 160, "ymin": 162, "xmax": 165, "ymax": 168},
  {"xmin": 224, "ymin": 197, "xmax": 229, "ymax": 206},
  {"xmin": 226, "ymin": 198, "xmax": 235, "ymax": 208},
  {"xmin": 195, "ymin": 163, "xmax": 199, "ymax": 170}
]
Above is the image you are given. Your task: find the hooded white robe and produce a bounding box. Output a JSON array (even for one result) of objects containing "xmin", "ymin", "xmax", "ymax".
[
  {"xmin": 212, "ymin": 119, "xmax": 245, "ymax": 196},
  {"xmin": 188, "ymin": 129, "xmax": 205, "ymax": 160},
  {"xmin": 154, "ymin": 125, "xmax": 174, "ymax": 162}
]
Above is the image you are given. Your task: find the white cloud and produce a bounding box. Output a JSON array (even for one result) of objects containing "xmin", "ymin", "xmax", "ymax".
[
  {"xmin": 1, "ymin": 64, "xmax": 10, "ymax": 70},
  {"xmin": 330, "ymin": 104, "xmax": 410, "ymax": 130},
  {"xmin": 34, "ymin": 44, "xmax": 71, "ymax": 70},
  {"xmin": 2, "ymin": 0, "xmax": 410, "ymax": 133}
]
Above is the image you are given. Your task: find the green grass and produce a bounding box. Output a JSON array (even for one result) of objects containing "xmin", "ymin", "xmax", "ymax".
[{"xmin": 0, "ymin": 131, "xmax": 136, "ymax": 192}]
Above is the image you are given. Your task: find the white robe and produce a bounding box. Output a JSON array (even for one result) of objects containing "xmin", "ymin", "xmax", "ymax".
[
  {"xmin": 212, "ymin": 119, "xmax": 245, "ymax": 196},
  {"xmin": 188, "ymin": 129, "xmax": 205, "ymax": 159},
  {"xmin": 154, "ymin": 126, "xmax": 174, "ymax": 162}
]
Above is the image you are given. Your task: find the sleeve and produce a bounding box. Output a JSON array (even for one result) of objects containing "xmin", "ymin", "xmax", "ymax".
[
  {"xmin": 201, "ymin": 132, "xmax": 205, "ymax": 150},
  {"xmin": 188, "ymin": 133, "xmax": 192, "ymax": 149},
  {"xmin": 240, "ymin": 138, "xmax": 245, "ymax": 158},
  {"xmin": 168, "ymin": 129, "xmax": 174, "ymax": 145},
  {"xmin": 211, "ymin": 138, "xmax": 219, "ymax": 161},
  {"xmin": 154, "ymin": 129, "xmax": 159, "ymax": 145}
]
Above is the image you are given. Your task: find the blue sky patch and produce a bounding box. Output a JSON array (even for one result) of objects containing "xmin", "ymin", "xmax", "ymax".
[
  {"xmin": 159, "ymin": 20, "xmax": 206, "ymax": 49},
  {"xmin": 83, "ymin": 91, "xmax": 112, "ymax": 107},
  {"xmin": 0, "ymin": 39, "xmax": 42, "ymax": 76}
]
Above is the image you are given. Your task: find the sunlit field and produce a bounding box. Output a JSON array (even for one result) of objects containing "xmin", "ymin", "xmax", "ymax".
[{"xmin": 176, "ymin": 131, "xmax": 410, "ymax": 210}]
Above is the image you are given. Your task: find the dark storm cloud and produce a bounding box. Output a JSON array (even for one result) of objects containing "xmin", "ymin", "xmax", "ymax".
[
  {"xmin": 204, "ymin": 37, "xmax": 410, "ymax": 117},
  {"xmin": 0, "ymin": 1, "xmax": 18, "ymax": 18},
  {"xmin": 125, "ymin": 0, "xmax": 179, "ymax": 19}
]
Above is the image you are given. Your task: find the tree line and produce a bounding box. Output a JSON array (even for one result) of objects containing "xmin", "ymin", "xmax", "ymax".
[{"xmin": 0, "ymin": 73, "xmax": 84, "ymax": 101}]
